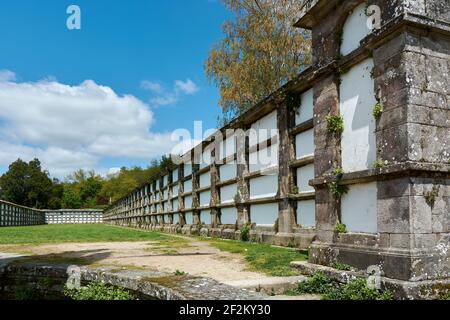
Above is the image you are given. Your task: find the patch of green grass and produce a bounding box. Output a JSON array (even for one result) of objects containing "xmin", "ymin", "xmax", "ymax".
[
  {"xmin": 64, "ymin": 281, "xmax": 135, "ymax": 300},
  {"xmin": 207, "ymin": 239, "xmax": 308, "ymax": 277},
  {"xmin": 146, "ymin": 237, "xmax": 190, "ymax": 255},
  {"xmin": 0, "ymin": 224, "xmax": 180, "ymax": 245}
]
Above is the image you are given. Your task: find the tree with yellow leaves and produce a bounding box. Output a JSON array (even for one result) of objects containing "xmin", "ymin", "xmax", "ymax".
[{"xmin": 205, "ymin": 0, "xmax": 311, "ymax": 124}]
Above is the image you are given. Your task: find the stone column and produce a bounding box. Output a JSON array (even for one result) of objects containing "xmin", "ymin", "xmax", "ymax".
[
  {"xmin": 312, "ymin": 74, "xmax": 341, "ymax": 245},
  {"xmin": 210, "ymin": 138, "xmax": 220, "ymax": 227},
  {"xmin": 277, "ymin": 102, "xmax": 297, "ymax": 234},
  {"xmin": 178, "ymin": 163, "xmax": 186, "ymax": 226},
  {"xmin": 236, "ymin": 128, "xmax": 250, "ymax": 227},
  {"xmin": 192, "ymin": 147, "xmax": 201, "ymax": 227}
]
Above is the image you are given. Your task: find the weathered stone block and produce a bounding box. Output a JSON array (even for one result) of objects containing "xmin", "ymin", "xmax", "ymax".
[
  {"xmin": 378, "ymin": 196, "xmax": 410, "ymax": 233},
  {"xmin": 374, "ymin": 33, "xmax": 406, "ymax": 63},
  {"xmin": 407, "ymin": 104, "xmax": 450, "ymax": 126},
  {"xmin": 413, "ymin": 233, "xmax": 437, "ymax": 249},
  {"xmin": 407, "ymin": 123, "xmax": 450, "ymax": 162},
  {"xmin": 377, "ymin": 124, "xmax": 409, "ymax": 163},
  {"xmin": 390, "ymin": 233, "xmax": 412, "ymax": 249},
  {"xmin": 410, "ymin": 196, "xmax": 433, "ymax": 233},
  {"xmin": 378, "ymin": 178, "xmax": 411, "ymax": 199},
  {"xmin": 314, "ymin": 147, "xmax": 339, "ymax": 177},
  {"xmin": 315, "ymin": 202, "xmax": 338, "ymax": 229},
  {"xmin": 432, "ymin": 197, "xmax": 450, "ymax": 233},
  {"xmin": 425, "ymin": 56, "xmax": 449, "ymax": 95}
]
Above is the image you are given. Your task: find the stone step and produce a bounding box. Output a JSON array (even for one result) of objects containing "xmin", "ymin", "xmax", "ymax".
[{"xmin": 224, "ymin": 275, "xmax": 308, "ymax": 295}]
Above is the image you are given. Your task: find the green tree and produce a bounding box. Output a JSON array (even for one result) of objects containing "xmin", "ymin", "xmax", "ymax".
[
  {"xmin": 205, "ymin": 0, "xmax": 311, "ymax": 123},
  {"xmin": 99, "ymin": 156, "xmax": 176, "ymax": 204},
  {"xmin": 63, "ymin": 170, "xmax": 104, "ymax": 208},
  {"xmin": 48, "ymin": 178, "xmax": 64, "ymax": 209},
  {"xmin": 100, "ymin": 173, "xmax": 139, "ymax": 204},
  {"xmin": 0, "ymin": 158, "xmax": 53, "ymax": 208},
  {"xmin": 62, "ymin": 185, "xmax": 83, "ymax": 209}
]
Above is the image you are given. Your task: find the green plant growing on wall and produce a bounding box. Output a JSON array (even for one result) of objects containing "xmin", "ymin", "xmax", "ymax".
[
  {"xmin": 333, "ymin": 262, "xmax": 352, "ymax": 271},
  {"xmin": 425, "ymin": 185, "xmax": 440, "ymax": 210},
  {"xmin": 372, "ymin": 159, "xmax": 385, "ymax": 169},
  {"xmin": 373, "ymin": 102, "xmax": 384, "ymax": 120},
  {"xmin": 290, "ymin": 272, "xmax": 335, "ymax": 295},
  {"xmin": 15, "ymin": 284, "xmax": 42, "ymax": 300},
  {"xmin": 240, "ymin": 223, "xmax": 251, "ymax": 242},
  {"xmin": 332, "ymin": 167, "xmax": 344, "ymax": 177},
  {"xmin": 370, "ymin": 67, "xmax": 375, "ymax": 79},
  {"xmin": 289, "ymin": 272, "xmax": 394, "ymax": 300},
  {"xmin": 364, "ymin": 1, "xmax": 372, "ymax": 17},
  {"xmin": 327, "ymin": 182, "xmax": 349, "ymax": 198},
  {"xmin": 324, "ymin": 278, "xmax": 394, "ymax": 300},
  {"xmin": 335, "ymin": 223, "xmax": 348, "ymax": 234},
  {"xmin": 335, "ymin": 30, "xmax": 343, "ymax": 48},
  {"xmin": 284, "ymin": 91, "xmax": 302, "ymax": 115},
  {"xmin": 440, "ymin": 291, "xmax": 450, "ymax": 300},
  {"xmin": 339, "ymin": 66, "xmax": 351, "ymax": 75},
  {"xmin": 64, "ymin": 281, "xmax": 135, "ymax": 300},
  {"xmin": 326, "ymin": 115, "xmax": 345, "ymax": 135},
  {"xmin": 292, "ymin": 185, "xmax": 299, "ymax": 194}
]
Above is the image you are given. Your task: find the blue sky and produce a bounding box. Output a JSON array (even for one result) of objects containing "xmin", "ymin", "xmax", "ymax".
[{"xmin": 0, "ymin": 0, "xmax": 231, "ymax": 178}]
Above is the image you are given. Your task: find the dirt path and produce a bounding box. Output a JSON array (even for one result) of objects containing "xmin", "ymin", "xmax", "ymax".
[{"xmin": 0, "ymin": 238, "xmax": 274, "ymax": 283}]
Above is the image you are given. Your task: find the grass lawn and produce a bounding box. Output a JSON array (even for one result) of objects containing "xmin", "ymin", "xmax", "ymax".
[
  {"xmin": 206, "ymin": 239, "xmax": 308, "ymax": 277},
  {"xmin": 0, "ymin": 224, "xmax": 180, "ymax": 245}
]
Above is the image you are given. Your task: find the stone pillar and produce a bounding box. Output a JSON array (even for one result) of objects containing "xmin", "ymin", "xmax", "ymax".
[
  {"xmin": 178, "ymin": 162, "xmax": 186, "ymax": 226},
  {"xmin": 277, "ymin": 102, "xmax": 297, "ymax": 234},
  {"xmin": 192, "ymin": 147, "xmax": 201, "ymax": 226},
  {"xmin": 210, "ymin": 138, "xmax": 221, "ymax": 227},
  {"xmin": 296, "ymin": 0, "xmax": 450, "ymax": 292},
  {"xmin": 312, "ymin": 74, "xmax": 342, "ymax": 245},
  {"xmin": 236, "ymin": 128, "xmax": 250, "ymax": 227}
]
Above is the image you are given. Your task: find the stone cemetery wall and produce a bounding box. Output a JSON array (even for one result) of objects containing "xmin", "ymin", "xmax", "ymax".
[
  {"xmin": 0, "ymin": 200, "xmax": 103, "ymax": 227},
  {"xmin": 0, "ymin": 200, "xmax": 45, "ymax": 227},
  {"xmin": 44, "ymin": 210, "xmax": 103, "ymax": 224},
  {"xmin": 104, "ymin": 0, "xmax": 449, "ymax": 287}
]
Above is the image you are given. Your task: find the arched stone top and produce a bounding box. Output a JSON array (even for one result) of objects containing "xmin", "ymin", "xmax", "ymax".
[{"xmin": 340, "ymin": 2, "xmax": 372, "ymax": 56}]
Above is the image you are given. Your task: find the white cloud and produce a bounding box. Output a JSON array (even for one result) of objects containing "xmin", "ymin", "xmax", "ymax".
[
  {"xmin": 0, "ymin": 75, "xmax": 177, "ymax": 178},
  {"xmin": 142, "ymin": 78, "xmax": 199, "ymax": 107},
  {"xmin": 150, "ymin": 94, "xmax": 178, "ymax": 107},
  {"xmin": 175, "ymin": 79, "xmax": 199, "ymax": 95},
  {"xmin": 107, "ymin": 167, "xmax": 121, "ymax": 176},
  {"xmin": 0, "ymin": 70, "xmax": 16, "ymax": 82},
  {"xmin": 140, "ymin": 80, "xmax": 163, "ymax": 93}
]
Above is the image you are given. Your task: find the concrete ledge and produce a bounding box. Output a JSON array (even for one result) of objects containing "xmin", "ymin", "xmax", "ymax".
[{"xmin": 224, "ymin": 276, "xmax": 308, "ymax": 296}]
